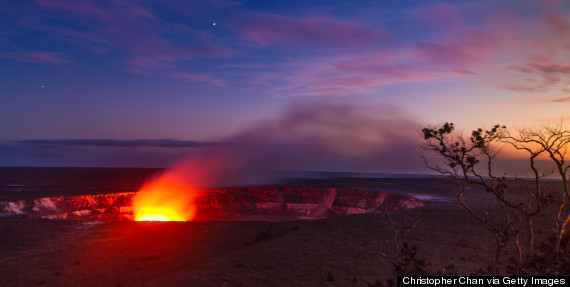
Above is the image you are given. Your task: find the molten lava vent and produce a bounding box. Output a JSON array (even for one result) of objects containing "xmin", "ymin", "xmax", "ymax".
[{"xmin": 0, "ymin": 187, "xmax": 427, "ymax": 221}]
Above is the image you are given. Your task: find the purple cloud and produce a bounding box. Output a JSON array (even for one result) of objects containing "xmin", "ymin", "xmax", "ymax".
[
  {"xmin": 530, "ymin": 64, "xmax": 570, "ymax": 74},
  {"xmin": 261, "ymin": 45, "xmax": 480, "ymax": 98},
  {"xmin": 36, "ymin": 0, "xmax": 152, "ymax": 21},
  {"xmin": 545, "ymin": 12, "xmax": 569, "ymax": 31},
  {"xmin": 240, "ymin": 13, "xmax": 390, "ymax": 49},
  {"xmin": 10, "ymin": 0, "xmax": 569, "ymax": 98},
  {"xmin": 30, "ymin": 0, "xmax": 231, "ymax": 76},
  {"xmin": 250, "ymin": 3, "xmax": 570, "ymax": 98},
  {"xmin": 234, "ymin": 3, "xmax": 518, "ymax": 98},
  {"xmin": 0, "ymin": 51, "xmax": 71, "ymax": 64},
  {"xmin": 170, "ymin": 73, "xmax": 227, "ymax": 87}
]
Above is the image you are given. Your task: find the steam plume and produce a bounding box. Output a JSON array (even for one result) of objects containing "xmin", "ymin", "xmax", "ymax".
[
  {"xmin": 133, "ymin": 102, "xmax": 422, "ymax": 220},
  {"xmin": 154, "ymin": 102, "xmax": 421, "ymax": 187}
]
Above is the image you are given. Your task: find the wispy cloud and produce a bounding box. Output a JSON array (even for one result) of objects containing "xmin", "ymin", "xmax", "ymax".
[
  {"xmin": 498, "ymin": 10, "xmax": 570, "ymax": 94},
  {"xmin": 4, "ymin": 0, "xmax": 569, "ymax": 97},
  {"xmin": 552, "ymin": 97, "xmax": 570, "ymax": 103},
  {"xmin": 35, "ymin": 0, "xmax": 116, "ymax": 21},
  {"xmin": 236, "ymin": 2, "xmax": 515, "ymax": 98},
  {"xmin": 19, "ymin": 0, "xmax": 232, "ymax": 83},
  {"xmin": 244, "ymin": 2, "xmax": 570, "ymax": 98},
  {"xmin": 0, "ymin": 51, "xmax": 71, "ymax": 63},
  {"xmin": 169, "ymin": 73, "xmax": 227, "ymax": 87},
  {"xmin": 257, "ymin": 41, "xmax": 494, "ymax": 98},
  {"xmin": 16, "ymin": 139, "xmax": 223, "ymax": 148},
  {"xmin": 239, "ymin": 13, "xmax": 390, "ymax": 49}
]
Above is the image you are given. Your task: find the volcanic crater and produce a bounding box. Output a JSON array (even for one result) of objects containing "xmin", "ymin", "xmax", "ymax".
[{"xmin": 1, "ymin": 186, "xmax": 426, "ymax": 221}]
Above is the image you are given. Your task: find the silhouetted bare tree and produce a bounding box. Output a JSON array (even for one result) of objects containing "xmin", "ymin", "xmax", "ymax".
[
  {"xmin": 420, "ymin": 122, "xmax": 569, "ymax": 271},
  {"xmin": 421, "ymin": 123, "xmax": 519, "ymax": 272},
  {"xmin": 502, "ymin": 123, "xmax": 570, "ymax": 252}
]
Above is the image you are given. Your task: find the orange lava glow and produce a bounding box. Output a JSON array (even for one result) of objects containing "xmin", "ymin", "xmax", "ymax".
[
  {"xmin": 137, "ymin": 214, "xmax": 179, "ymax": 222},
  {"xmin": 132, "ymin": 173, "xmax": 197, "ymax": 222}
]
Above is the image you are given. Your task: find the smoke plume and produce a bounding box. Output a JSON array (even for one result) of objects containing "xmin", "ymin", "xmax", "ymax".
[
  {"xmin": 133, "ymin": 102, "xmax": 423, "ymax": 220},
  {"xmin": 153, "ymin": 102, "xmax": 421, "ymax": 187}
]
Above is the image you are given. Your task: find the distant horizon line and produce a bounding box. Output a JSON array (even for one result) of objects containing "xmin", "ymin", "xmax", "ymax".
[
  {"xmin": 1, "ymin": 166, "xmax": 564, "ymax": 182},
  {"xmin": 2, "ymin": 166, "xmax": 562, "ymax": 180}
]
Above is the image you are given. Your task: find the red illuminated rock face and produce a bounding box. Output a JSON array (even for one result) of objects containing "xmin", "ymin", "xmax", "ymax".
[
  {"xmin": 1, "ymin": 193, "xmax": 136, "ymax": 220},
  {"xmin": 195, "ymin": 187, "xmax": 426, "ymax": 220},
  {"xmin": 0, "ymin": 187, "xmax": 427, "ymax": 221}
]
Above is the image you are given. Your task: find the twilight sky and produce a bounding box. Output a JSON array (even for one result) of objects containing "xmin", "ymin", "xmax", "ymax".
[{"xmin": 1, "ymin": 0, "xmax": 569, "ymax": 171}]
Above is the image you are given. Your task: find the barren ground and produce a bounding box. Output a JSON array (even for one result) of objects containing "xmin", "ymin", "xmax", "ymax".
[{"xmin": 0, "ymin": 168, "xmax": 561, "ymax": 286}]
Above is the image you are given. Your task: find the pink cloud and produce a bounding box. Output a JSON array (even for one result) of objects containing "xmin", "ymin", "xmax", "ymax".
[
  {"xmin": 240, "ymin": 13, "xmax": 390, "ymax": 48},
  {"xmin": 499, "ymin": 11, "xmax": 570, "ymax": 94},
  {"xmin": 413, "ymin": 25, "xmax": 507, "ymax": 72},
  {"xmin": 121, "ymin": 32, "xmax": 230, "ymax": 73},
  {"xmin": 314, "ymin": 76, "xmax": 386, "ymax": 88},
  {"xmin": 0, "ymin": 51, "xmax": 71, "ymax": 64},
  {"xmin": 276, "ymin": 3, "xmax": 569, "ymax": 98},
  {"xmin": 530, "ymin": 64, "xmax": 570, "ymax": 74},
  {"xmin": 545, "ymin": 13, "xmax": 568, "ymax": 31},
  {"xmin": 267, "ymin": 35, "xmax": 506, "ymax": 98},
  {"xmin": 261, "ymin": 47, "xmax": 476, "ymax": 98},
  {"xmin": 280, "ymin": 39, "xmax": 490, "ymax": 97},
  {"xmin": 249, "ymin": 3, "xmax": 521, "ymax": 98},
  {"xmin": 333, "ymin": 52, "xmax": 422, "ymax": 78},
  {"xmin": 169, "ymin": 72, "xmax": 227, "ymax": 87},
  {"xmin": 122, "ymin": 34, "xmax": 230, "ymax": 75},
  {"xmin": 416, "ymin": 42, "xmax": 481, "ymax": 67},
  {"xmin": 125, "ymin": 57, "xmax": 173, "ymax": 75},
  {"xmin": 552, "ymin": 97, "xmax": 570, "ymax": 103}
]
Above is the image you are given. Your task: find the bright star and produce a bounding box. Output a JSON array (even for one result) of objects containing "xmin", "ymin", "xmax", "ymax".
[{"xmin": 212, "ymin": 22, "xmax": 216, "ymax": 26}]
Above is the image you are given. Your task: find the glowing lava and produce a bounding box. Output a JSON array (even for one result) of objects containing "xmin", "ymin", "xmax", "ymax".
[
  {"xmin": 135, "ymin": 206, "xmax": 185, "ymax": 221},
  {"xmin": 132, "ymin": 172, "xmax": 197, "ymax": 222},
  {"xmin": 137, "ymin": 214, "xmax": 179, "ymax": 222}
]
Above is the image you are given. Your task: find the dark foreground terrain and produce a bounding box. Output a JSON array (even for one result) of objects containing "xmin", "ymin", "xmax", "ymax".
[{"xmin": 0, "ymin": 167, "xmax": 560, "ymax": 286}]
